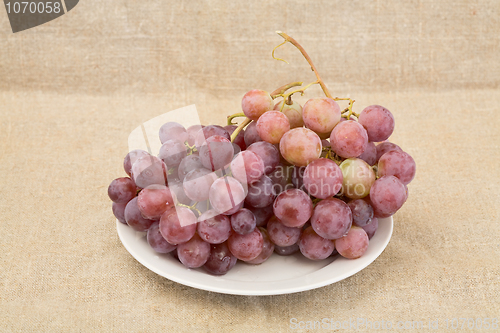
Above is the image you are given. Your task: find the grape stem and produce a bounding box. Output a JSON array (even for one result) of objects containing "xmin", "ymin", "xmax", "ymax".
[
  {"xmin": 230, "ymin": 117, "xmax": 252, "ymax": 142},
  {"xmin": 275, "ymin": 31, "xmax": 332, "ymax": 99},
  {"xmin": 177, "ymin": 202, "xmax": 201, "ymax": 216},
  {"xmin": 270, "ymin": 81, "xmax": 303, "ymax": 99},
  {"xmin": 227, "ymin": 112, "xmax": 246, "ymax": 125}
]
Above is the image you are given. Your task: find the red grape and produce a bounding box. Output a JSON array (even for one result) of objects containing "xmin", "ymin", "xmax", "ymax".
[
  {"xmin": 273, "ymin": 188, "xmax": 313, "ymax": 228},
  {"xmin": 280, "ymin": 128, "xmax": 322, "ymax": 166},
  {"xmin": 159, "ymin": 122, "xmax": 188, "ymax": 144},
  {"xmin": 256, "ymin": 111, "xmax": 290, "ymax": 144},
  {"xmin": 378, "ymin": 150, "xmax": 416, "ymax": 185},
  {"xmin": 177, "ymin": 233, "xmax": 211, "ymax": 268},
  {"xmin": 358, "ymin": 105, "xmax": 395, "ymax": 142},
  {"xmin": 227, "ymin": 227, "xmax": 264, "ymax": 261},
  {"xmin": 247, "ymin": 141, "xmax": 280, "ymax": 175},
  {"xmin": 108, "ymin": 177, "xmax": 136, "ymax": 203},
  {"xmin": 241, "ymin": 89, "xmax": 274, "ymax": 120},
  {"xmin": 335, "ymin": 226, "xmax": 369, "ymax": 259},
  {"xmin": 302, "ymin": 97, "xmax": 341, "ymax": 134},
  {"xmin": 267, "ymin": 216, "xmax": 301, "ymax": 247},
  {"xmin": 230, "ymin": 150, "xmax": 265, "ymax": 184},
  {"xmin": 247, "ymin": 228, "xmax": 275, "ymax": 264},
  {"xmin": 159, "ymin": 206, "xmax": 197, "ymax": 245},
  {"xmin": 310, "ymin": 198, "xmax": 352, "ymax": 240},
  {"xmin": 197, "ymin": 210, "xmax": 232, "ymax": 244},
  {"xmin": 369, "ymin": 175, "xmax": 407, "ymax": 217},
  {"xmin": 274, "ymin": 100, "xmax": 304, "ymax": 128},
  {"xmin": 230, "ymin": 208, "xmax": 257, "ymax": 235},
  {"xmin": 243, "ymin": 121, "xmax": 263, "ymax": 147},
  {"xmin": 299, "ymin": 226, "xmax": 335, "ymax": 260},
  {"xmin": 303, "ymin": 158, "xmax": 343, "ymax": 199},
  {"xmin": 124, "ymin": 197, "xmax": 156, "ymax": 232},
  {"xmin": 203, "ymin": 242, "xmax": 237, "ymax": 275},
  {"xmin": 147, "ymin": 221, "xmax": 177, "ymax": 253},
  {"xmin": 330, "ymin": 120, "xmax": 368, "ymax": 158},
  {"xmin": 209, "ymin": 176, "xmax": 246, "ymax": 215},
  {"xmin": 137, "ymin": 184, "xmax": 175, "ymax": 220}
]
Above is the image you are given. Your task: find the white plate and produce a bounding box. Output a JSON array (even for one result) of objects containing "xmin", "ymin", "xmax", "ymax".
[{"xmin": 117, "ymin": 216, "xmax": 393, "ymax": 296}]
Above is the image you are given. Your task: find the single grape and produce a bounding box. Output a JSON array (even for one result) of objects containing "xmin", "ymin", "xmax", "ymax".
[
  {"xmin": 124, "ymin": 197, "xmax": 155, "ymax": 232},
  {"xmin": 330, "ymin": 120, "xmax": 368, "ymax": 158},
  {"xmin": 369, "ymin": 175, "xmax": 407, "ymax": 217},
  {"xmin": 245, "ymin": 175, "xmax": 275, "ymax": 208},
  {"xmin": 159, "ymin": 122, "xmax": 188, "ymax": 144},
  {"xmin": 267, "ymin": 216, "xmax": 301, "ymax": 247},
  {"xmin": 335, "ymin": 226, "xmax": 369, "ymax": 259},
  {"xmin": 361, "ymin": 217, "xmax": 378, "ymax": 239},
  {"xmin": 377, "ymin": 150, "xmax": 416, "ymax": 185},
  {"xmin": 302, "ymin": 98, "xmax": 341, "ymax": 134},
  {"xmin": 159, "ymin": 206, "xmax": 197, "ymax": 245},
  {"xmin": 230, "ymin": 208, "xmax": 257, "ymax": 235},
  {"xmin": 136, "ymin": 184, "xmax": 175, "ymax": 220},
  {"xmin": 199, "ymin": 135, "xmax": 234, "ymax": 171},
  {"xmin": 209, "ymin": 176, "xmax": 246, "ymax": 215},
  {"xmin": 183, "ymin": 168, "xmax": 217, "ymax": 202},
  {"xmin": 227, "ymin": 227, "xmax": 264, "ymax": 261},
  {"xmin": 194, "ymin": 125, "xmax": 231, "ymax": 148},
  {"xmin": 311, "ymin": 198, "xmax": 352, "ymax": 240},
  {"xmin": 375, "ymin": 141, "xmax": 402, "ymax": 162},
  {"xmin": 177, "ymin": 233, "xmax": 211, "ymax": 268},
  {"xmin": 203, "ymin": 242, "xmax": 238, "ymax": 275},
  {"xmin": 247, "ymin": 228, "xmax": 275, "ymax": 264},
  {"xmin": 123, "ymin": 149, "xmax": 150, "ymax": 176},
  {"xmin": 158, "ymin": 139, "xmax": 188, "ymax": 168},
  {"xmin": 243, "ymin": 121, "xmax": 263, "ymax": 147},
  {"xmin": 268, "ymin": 164, "xmax": 293, "ymax": 195},
  {"xmin": 147, "ymin": 221, "xmax": 177, "ymax": 253},
  {"xmin": 303, "ymin": 158, "xmax": 343, "ymax": 199},
  {"xmin": 197, "ymin": 210, "xmax": 232, "ymax": 244},
  {"xmin": 274, "ymin": 100, "xmax": 304, "ymax": 128},
  {"xmin": 186, "ymin": 124, "xmax": 203, "ymax": 146},
  {"xmin": 273, "ymin": 188, "xmax": 313, "ymax": 228},
  {"xmin": 131, "ymin": 155, "xmax": 167, "ymax": 188},
  {"xmin": 291, "ymin": 166, "xmax": 306, "ymax": 191},
  {"xmin": 230, "ymin": 150, "xmax": 265, "ymax": 184},
  {"xmin": 347, "ymin": 199, "xmax": 374, "ymax": 227},
  {"xmin": 358, "ymin": 141, "xmax": 377, "ymax": 166},
  {"xmin": 299, "ymin": 226, "xmax": 335, "ymax": 260},
  {"xmin": 339, "ymin": 158, "xmax": 376, "ymax": 199},
  {"xmin": 241, "ymin": 89, "xmax": 274, "ymax": 120},
  {"xmin": 280, "ymin": 128, "xmax": 322, "ymax": 166},
  {"xmin": 224, "ymin": 125, "xmax": 246, "ymax": 151},
  {"xmin": 167, "ymin": 179, "xmax": 192, "ymax": 205},
  {"xmin": 256, "ymin": 111, "xmax": 291, "ymax": 144},
  {"xmin": 274, "ymin": 243, "xmax": 300, "ymax": 256},
  {"xmin": 112, "ymin": 201, "xmax": 128, "ymax": 224},
  {"xmin": 108, "ymin": 177, "xmax": 136, "ymax": 203},
  {"xmin": 358, "ymin": 105, "xmax": 395, "ymax": 142},
  {"xmin": 246, "ymin": 204, "xmax": 273, "ymax": 228},
  {"xmin": 177, "ymin": 155, "xmax": 204, "ymax": 181},
  {"xmin": 247, "ymin": 141, "xmax": 280, "ymax": 175}
]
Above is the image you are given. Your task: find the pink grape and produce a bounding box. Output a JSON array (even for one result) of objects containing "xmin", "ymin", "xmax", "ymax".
[
  {"xmin": 243, "ymin": 121, "xmax": 263, "ymax": 146},
  {"xmin": 199, "ymin": 135, "xmax": 234, "ymax": 171},
  {"xmin": 358, "ymin": 105, "xmax": 395, "ymax": 142},
  {"xmin": 203, "ymin": 242, "xmax": 238, "ymax": 275},
  {"xmin": 112, "ymin": 201, "xmax": 128, "ymax": 224},
  {"xmin": 302, "ymin": 98, "xmax": 341, "ymax": 134},
  {"xmin": 194, "ymin": 125, "xmax": 230, "ymax": 148},
  {"xmin": 246, "ymin": 204, "xmax": 273, "ymax": 228},
  {"xmin": 159, "ymin": 122, "xmax": 188, "ymax": 144},
  {"xmin": 108, "ymin": 177, "xmax": 136, "ymax": 203},
  {"xmin": 256, "ymin": 111, "xmax": 291, "ymax": 144},
  {"xmin": 177, "ymin": 155, "xmax": 204, "ymax": 181},
  {"xmin": 339, "ymin": 158, "xmax": 376, "ymax": 199},
  {"xmin": 197, "ymin": 210, "xmax": 232, "ymax": 244},
  {"xmin": 227, "ymin": 227, "xmax": 264, "ymax": 261},
  {"xmin": 358, "ymin": 141, "xmax": 377, "ymax": 166},
  {"xmin": 335, "ymin": 226, "xmax": 369, "ymax": 259},
  {"xmin": 245, "ymin": 175, "xmax": 275, "ymax": 208},
  {"xmin": 131, "ymin": 155, "xmax": 167, "ymax": 188},
  {"xmin": 230, "ymin": 150, "xmax": 265, "ymax": 184},
  {"xmin": 303, "ymin": 158, "xmax": 343, "ymax": 199},
  {"xmin": 186, "ymin": 125, "xmax": 203, "ymax": 146},
  {"xmin": 273, "ymin": 188, "xmax": 313, "ymax": 228},
  {"xmin": 348, "ymin": 199, "xmax": 374, "ymax": 227},
  {"xmin": 159, "ymin": 206, "xmax": 197, "ymax": 245},
  {"xmin": 137, "ymin": 184, "xmax": 175, "ymax": 220},
  {"xmin": 378, "ymin": 150, "xmax": 416, "ymax": 185},
  {"xmin": 299, "ymin": 226, "xmax": 335, "ymax": 260},
  {"xmin": 158, "ymin": 139, "xmax": 187, "ymax": 168},
  {"xmin": 124, "ymin": 197, "xmax": 155, "ymax": 232},
  {"xmin": 241, "ymin": 89, "xmax": 274, "ymax": 120},
  {"xmin": 123, "ymin": 149, "xmax": 150, "ymax": 177},
  {"xmin": 177, "ymin": 233, "xmax": 211, "ymax": 268},
  {"xmin": 266, "ymin": 216, "xmax": 301, "ymax": 247},
  {"xmin": 224, "ymin": 125, "xmax": 246, "ymax": 151},
  {"xmin": 274, "ymin": 243, "xmax": 300, "ymax": 256},
  {"xmin": 209, "ymin": 177, "xmax": 246, "ymax": 215},
  {"xmin": 247, "ymin": 228, "xmax": 275, "ymax": 264},
  {"xmin": 182, "ymin": 168, "xmax": 217, "ymax": 202},
  {"xmin": 274, "ymin": 100, "xmax": 304, "ymax": 128},
  {"xmin": 361, "ymin": 217, "xmax": 378, "ymax": 239},
  {"xmin": 310, "ymin": 198, "xmax": 352, "ymax": 240},
  {"xmin": 230, "ymin": 208, "xmax": 257, "ymax": 235},
  {"xmin": 147, "ymin": 221, "xmax": 177, "ymax": 253},
  {"xmin": 330, "ymin": 120, "xmax": 368, "ymax": 158},
  {"xmin": 375, "ymin": 141, "xmax": 402, "ymax": 162},
  {"xmin": 280, "ymin": 128, "xmax": 322, "ymax": 166},
  {"xmin": 369, "ymin": 176, "xmax": 407, "ymax": 217},
  {"xmin": 247, "ymin": 141, "xmax": 280, "ymax": 174}
]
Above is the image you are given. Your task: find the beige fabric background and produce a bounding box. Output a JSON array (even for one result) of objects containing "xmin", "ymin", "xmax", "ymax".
[{"xmin": 1, "ymin": 0, "xmax": 499, "ymax": 332}]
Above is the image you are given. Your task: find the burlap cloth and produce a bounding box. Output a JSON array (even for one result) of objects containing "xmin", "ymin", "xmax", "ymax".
[{"xmin": 1, "ymin": 1, "xmax": 499, "ymax": 332}]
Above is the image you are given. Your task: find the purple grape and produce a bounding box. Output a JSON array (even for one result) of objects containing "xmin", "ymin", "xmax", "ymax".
[
  {"xmin": 274, "ymin": 243, "xmax": 300, "ymax": 256},
  {"xmin": 158, "ymin": 139, "xmax": 187, "ymax": 168},
  {"xmin": 177, "ymin": 233, "xmax": 211, "ymax": 268},
  {"xmin": 186, "ymin": 125, "xmax": 203, "ymax": 146},
  {"xmin": 245, "ymin": 175, "xmax": 275, "ymax": 208},
  {"xmin": 195, "ymin": 125, "xmax": 230, "ymax": 148},
  {"xmin": 177, "ymin": 155, "xmax": 204, "ymax": 181},
  {"xmin": 230, "ymin": 150, "xmax": 265, "ymax": 184},
  {"xmin": 199, "ymin": 135, "xmax": 234, "ymax": 171},
  {"xmin": 299, "ymin": 226, "xmax": 335, "ymax": 260},
  {"xmin": 273, "ymin": 189, "xmax": 313, "ymax": 228},
  {"xmin": 267, "ymin": 216, "xmax": 301, "ymax": 247},
  {"xmin": 246, "ymin": 204, "xmax": 273, "ymax": 228},
  {"xmin": 335, "ymin": 226, "xmax": 369, "ymax": 259},
  {"xmin": 131, "ymin": 155, "xmax": 167, "ymax": 188},
  {"xmin": 378, "ymin": 150, "xmax": 416, "ymax": 185},
  {"xmin": 159, "ymin": 206, "xmax": 197, "ymax": 245},
  {"xmin": 310, "ymin": 198, "xmax": 352, "ymax": 240},
  {"xmin": 348, "ymin": 199, "xmax": 374, "ymax": 227},
  {"xmin": 291, "ymin": 166, "xmax": 306, "ymax": 191},
  {"xmin": 230, "ymin": 208, "xmax": 257, "ymax": 235},
  {"xmin": 303, "ymin": 158, "xmax": 343, "ymax": 199},
  {"xmin": 243, "ymin": 121, "xmax": 263, "ymax": 147},
  {"xmin": 137, "ymin": 184, "xmax": 175, "ymax": 220},
  {"xmin": 227, "ymin": 227, "xmax": 264, "ymax": 261},
  {"xmin": 361, "ymin": 217, "xmax": 378, "ymax": 239},
  {"xmin": 268, "ymin": 164, "xmax": 293, "ymax": 195},
  {"xmin": 246, "ymin": 228, "xmax": 275, "ymax": 264},
  {"xmin": 124, "ymin": 197, "xmax": 155, "ymax": 232},
  {"xmin": 183, "ymin": 168, "xmax": 217, "ymax": 202},
  {"xmin": 358, "ymin": 105, "xmax": 395, "ymax": 142},
  {"xmin": 197, "ymin": 210, "xmax": 232, "ymax": 244},
  {"xmin": 108, "ymin": 177, "xmax": 136, "ymax": 203},
  {"xmin": 247, "ymin": 141, "xmax": 280, "ymax": 174},
  {"xmin": 330, "ymin": 120, "xmax": 368, "ymax": 158},
  {"xmin": 123, "ymin": 149, "xmax": 150, "ymax": 177},
  {"xmin": 224, "ymin": 125, "xmax": 246, "ymax": 151},
  {"xmin": 209, "ymin": 177, "xmax": 246, "ymax": 215},
  {"xmin": 203, "ymin": 242, "xmax": 238, "ymax": 275},
  {"xmin": 147, "ymin": 221, "xmax": 177, "ymax": 253},
  {"xmin": 358, "ymin": 141, "xmax": 377, "ymax": 166},
  {"xmin": 159, "ymin": 122, "xmax": 188, "ymax": 144},
  {"xmin": 369, "ymin": 176, "xmax": 407, "ymax": 218},
  {"xmin": 375, "ymin": 142, "xmax": 402, "ymax": 162},
  {"xmin": 112, "ymin": 201, "xmax": 128, "ymax": 224}
]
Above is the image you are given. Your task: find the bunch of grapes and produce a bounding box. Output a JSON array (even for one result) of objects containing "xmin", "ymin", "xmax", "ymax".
[{"xmin": 108, "ymin": 32, "xmax": 416, "ymax": 276}]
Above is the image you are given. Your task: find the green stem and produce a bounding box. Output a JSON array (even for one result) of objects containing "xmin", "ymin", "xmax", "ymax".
[
  {"xmin": 227, "ymin": 112, "xmax": 246, "ymax": 125},
  {"xmin": 230, "ymin": 118, "xmax": 252, "ymax": 142},
  {"xmin": 270, "ymin": 81, "xmax": 303, "ymax": 99}
]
